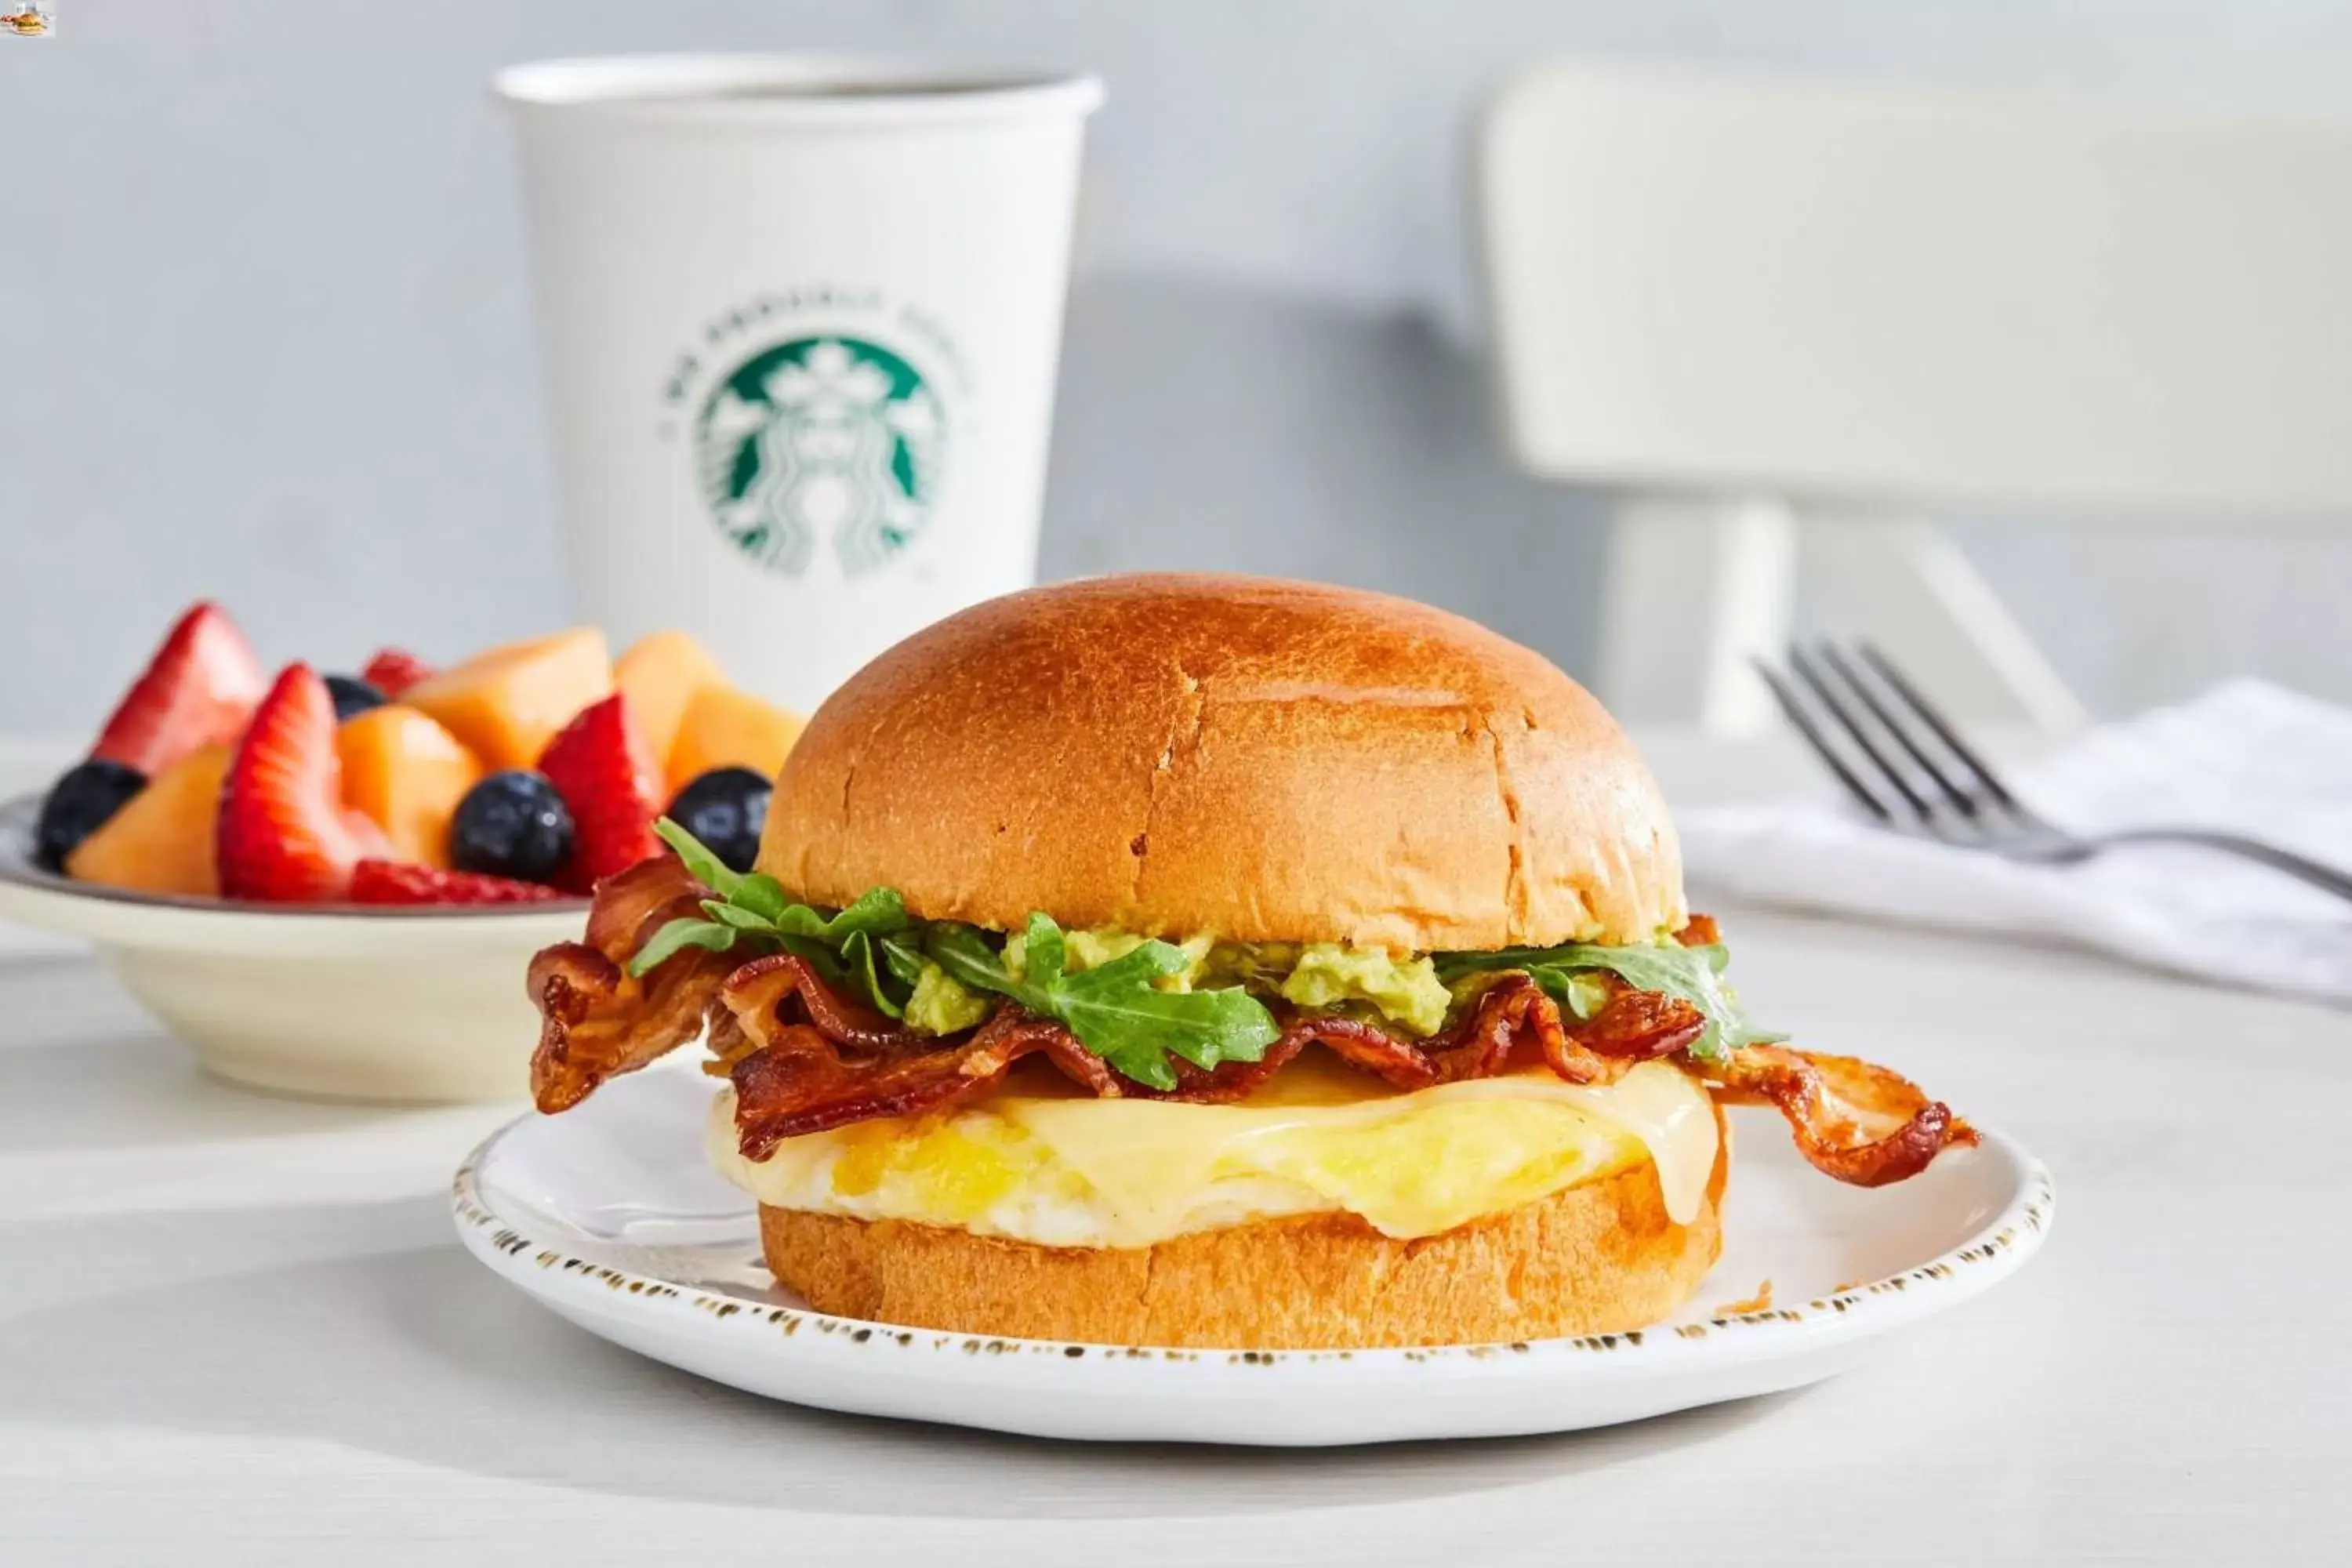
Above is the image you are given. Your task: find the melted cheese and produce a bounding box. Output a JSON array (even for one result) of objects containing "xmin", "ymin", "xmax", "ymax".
[{"xmin": 709, "ymin": 1058, "xmax": 1719, "ymax": 1249}]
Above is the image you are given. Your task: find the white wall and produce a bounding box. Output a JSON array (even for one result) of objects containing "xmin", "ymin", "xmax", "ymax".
[{"xmin": 4, "ymin": 0, "xmax": 2350, "ymax": 736}]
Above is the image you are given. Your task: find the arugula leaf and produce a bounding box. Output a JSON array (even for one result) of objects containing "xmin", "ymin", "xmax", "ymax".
[
  {"xmin": 728, "ymin": 873, "xmax": 793, "ymax": 924},
  {"xmin": 702, "ymin": 900, "xmax": 779, "ymax": 932},
  {"xmin": 650, "ymin": 818, "xmax": 871, "ymax": 931},
  {"xmin": 838, "ymin": 929, "xmax": 903, "ymax": 1019},
  {"xmin": 626, "ymin": 821, "xmax": 913, "ymax": 1005},
  {"xmin": 630, "ymin": 917, "xmax": 741, "ymax": 974},
  {"xmin": 924, "ymin": 921, "xmax": 1020, "ymax": 996},
  {"xmin": 924, "ymin": 916, "xmax": 1279, "ymax": 1091},
  {"xmin": 772, "ymin": 885, "xmax": 912, "ymax": 945},
  {"xmin": 655, "ymin": 816, "xmax": 749, "ymax": 902},
  {"xmin": 1434, "ymin": 941, "xmax": 1783, "ymax": 1062},
  {"xmin": 1021, "ymin": 912, "xmax": 1067, "ymax": 989},
  {"xmin": 880, "ymin": 933, "xmax": 928, "ymax": 989},
  {"xmin": 842, "ymin": 930, "xmax": 938, "ymax": 1022}
]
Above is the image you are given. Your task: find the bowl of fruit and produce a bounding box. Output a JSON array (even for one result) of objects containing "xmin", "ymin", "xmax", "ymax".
[{"xmin": 0, "ymin": 604, "xmax": 802, "ymax": 1102}]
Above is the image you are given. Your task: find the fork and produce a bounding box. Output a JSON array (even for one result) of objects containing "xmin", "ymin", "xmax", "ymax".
[{"xmin": 1755, "ymin": 641, "xmax": 2352, "ymax": 906}]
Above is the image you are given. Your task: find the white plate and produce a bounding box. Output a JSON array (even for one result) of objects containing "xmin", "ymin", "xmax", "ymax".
[{"xmin": 453, "ymin": 1069, "xmax": 2053, "ymax": 1446}]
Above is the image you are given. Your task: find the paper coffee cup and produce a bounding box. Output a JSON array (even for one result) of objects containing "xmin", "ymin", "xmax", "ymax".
[{"xmin": 495, "ymin": 56, "xmax": 1102, "ymax": 711}]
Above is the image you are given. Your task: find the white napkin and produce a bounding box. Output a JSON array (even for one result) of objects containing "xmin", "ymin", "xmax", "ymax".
[{"xmin": 1679, "ymin": 681, "xmax": 2352, "ymax": 1004}]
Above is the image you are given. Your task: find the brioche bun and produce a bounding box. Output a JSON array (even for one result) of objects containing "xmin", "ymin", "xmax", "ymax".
[
  {"xmin": 758, "ymin": 1100, "xmax": 1727, "ymax": 1349},
  {"xmin": 758, "ymin": 574, "xmax": 1685, "ymax": 951}
]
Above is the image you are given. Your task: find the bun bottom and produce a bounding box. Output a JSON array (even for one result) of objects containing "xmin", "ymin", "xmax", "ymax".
[{"xmin": 759, "ymin": 1106, "xmax": 1729, "ymax": 1349}]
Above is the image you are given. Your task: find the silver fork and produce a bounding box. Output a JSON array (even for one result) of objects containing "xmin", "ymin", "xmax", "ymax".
[{"xmin": 1755, "ymin": 641, "xmax": 2352, "ymax": 906}]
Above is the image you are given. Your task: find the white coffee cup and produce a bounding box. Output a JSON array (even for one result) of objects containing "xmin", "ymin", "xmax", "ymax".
[{"xmin": 494, "ymin": 56, "xmax": 1102, "ymax": 712}]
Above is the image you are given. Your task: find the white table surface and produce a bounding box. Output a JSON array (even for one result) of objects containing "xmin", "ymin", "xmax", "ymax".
[{"xmin": 2, "ymin": 731, "xmax": 2347, "ymax": 1566}]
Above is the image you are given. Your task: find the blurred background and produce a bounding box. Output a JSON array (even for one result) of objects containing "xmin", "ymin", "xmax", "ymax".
[{"xmin": 5, "ymin": 0, "xmax": 2352, "ymax": 736}]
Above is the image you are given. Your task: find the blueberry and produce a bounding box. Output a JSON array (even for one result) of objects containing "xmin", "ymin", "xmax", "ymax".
[
  {"xmin": 450, "ymin": 769, "xmax": 575, "ymax": 884},
  {"xmin": 325, "ymin": 674, "xmax": 389, "ymax": 722},
  {"xmin": 34, "ymin": 759, "xmax": 147, "ymax": 870},
  {"xmin": 667, "ymin": 767, "xmax": 771, "ymax": 874}
]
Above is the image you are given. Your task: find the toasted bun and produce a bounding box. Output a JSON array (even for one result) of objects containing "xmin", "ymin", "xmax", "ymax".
[
  {"xmin": 759, "ymin": 574, "xmax": 1684, "ymax": 949},
  {"xmin": 758, "ymin": 1103, "xmax": 1726, "ymax": 1348}
]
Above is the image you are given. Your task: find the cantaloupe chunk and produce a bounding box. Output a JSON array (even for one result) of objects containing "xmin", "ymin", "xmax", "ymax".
[
  {"xmin": 614, "ymin": 631, "xmax": 725, "ymax": 776},
  {"xmin": 401, "ymin": 626, "xmax": 611, "ymax": 771},
  {"xmin": 65, "ymin": 743, "xmax": 232, "ymax": 897},
  {"xmin": 666, "ymin": 683, "xmax": 808, "ymax": 797},
  {"xmin": 336, "ymin": 705, "xmax": 482, "ymax": 868}
]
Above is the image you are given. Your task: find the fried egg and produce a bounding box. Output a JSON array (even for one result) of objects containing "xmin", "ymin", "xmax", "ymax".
[{"xmin": 709, "ymin": 1057, "xmax": 1720, "ymax": 1248}]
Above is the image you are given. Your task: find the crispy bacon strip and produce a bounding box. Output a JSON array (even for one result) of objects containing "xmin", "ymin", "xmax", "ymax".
[
  {"xmin": 702, "ymin": 997, "xmax": 761, "ymax": 1076},
  {"xmin": 717, "ymin": 952, "xmax": 931, "ymax": 1054},
  {"xmin": 1223, "ymin": 975, "xmax": 1702, "ymax": 1096},
  {"xmin": 1051, "ymin": 1030, "xmax": 1315, "ymax": 1104},
  {"xmin": 730, "ymin": 1006, "xmax": 1087, "ymax": 1155},
  {"xmin": 1675, "ymin": 913, "xmax": 1722, "ymax": 946},
  {"xmin": 1419, "ymin": 971, "xmax": 1704, "ymax": 1087},
  {"xmin": 1563, "ymin": 986, "xmax": 1707, "ymax": 1070},
  {"xmin": 1281, "ymin": 1014, "xmax": 1440, "ymax": 1090},
  {"xmin": 528, "ymin": 856, "xmax": 731, "ymax": 1112},
  {"xmin": 792, "ymin": 960, "xmax": 931, "ymax": 1053},
  {"xmin": 732, "ymin": 1027, "xmax": 994, "ymax": 1156},
  {"xmin": 530, "ymin": 867, "xmax": 939, "ymax": 1112},
  {"xmin": 716, "ymin": 956, "xmax": 803, "ymax": 1053},
  {"xmin": 1701, "ymin": 1044, "xmax": 1976, "ymax": 1186},
  {"xmin": 1147, "ymin": 1037, "xmax": 1314, "ymax": 1102}
]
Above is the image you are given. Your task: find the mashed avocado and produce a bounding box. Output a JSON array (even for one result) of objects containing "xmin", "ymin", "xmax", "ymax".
[
  {"xmin": 1277, "ymin": 945, "xmax": 1454, "ymax": 1036},
  {"xmin": 903, "ymin": 960, "xmax": 992, "ymax": 1034},
  {"xmin": 1065, "ymin": 927, "xmax": 1216, "ymax": 981},
  {"xmin": 998, "ymin": 927, "xmax": 1451, "ymax": 1036},
  {"xmin": 1004, "ymin": 928, "xmax": 1215, "ymax": 989},
  {"xmin": 1450, "ymin": 965, "xmax": 1612, "ymax": 1021}
]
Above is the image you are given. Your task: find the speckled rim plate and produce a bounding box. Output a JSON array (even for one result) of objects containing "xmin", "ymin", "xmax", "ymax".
[{"xmin": 453, "ymin": 1068, "xmax": 2053, "ymax": 1446}]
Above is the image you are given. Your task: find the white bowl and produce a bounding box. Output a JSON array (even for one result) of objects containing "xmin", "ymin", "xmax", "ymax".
[{"xmin": 0, "ymin": 793, "xmax": 586, "ymax": 1102}]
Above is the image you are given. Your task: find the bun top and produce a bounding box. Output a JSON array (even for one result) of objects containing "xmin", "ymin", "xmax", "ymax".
[{"xmin": 757, "ymin": 575, "xmax": 1686, "ymax": 951}]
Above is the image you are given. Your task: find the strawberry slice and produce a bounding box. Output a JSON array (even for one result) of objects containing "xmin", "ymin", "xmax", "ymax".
[
  {"xmin": 538, "ymin": 692, "xmax": 661, "ymax": 892},
  {"xmin": 217, "ymin": 664, "xmax": 393, "ymax": 902},
  {"xmin": 360, "ymin": 648, "xmax": 434, "ymax": 698},
  {"xmin": 92, "ymin": 601, "xmax": 267, "ymax": 775},
  {"xmin": 348, "ymin": 858, "xmax": 564, "ymax": 906}
]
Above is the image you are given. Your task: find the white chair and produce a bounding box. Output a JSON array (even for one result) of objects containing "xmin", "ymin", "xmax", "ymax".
[{"xmin": 1479, "ymin": 61, "xmax": 2352, "ymax": 730}]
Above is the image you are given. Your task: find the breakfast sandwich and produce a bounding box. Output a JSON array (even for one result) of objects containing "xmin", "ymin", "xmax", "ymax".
[{"xmin": 526, "ymin": 575, "xmax": 1971, "ymax": 1348}]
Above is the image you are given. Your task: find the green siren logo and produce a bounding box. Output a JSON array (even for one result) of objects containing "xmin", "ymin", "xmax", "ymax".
[{"xmin": 693, "ymin": 335, "xmax": 946, "ymax": 579}]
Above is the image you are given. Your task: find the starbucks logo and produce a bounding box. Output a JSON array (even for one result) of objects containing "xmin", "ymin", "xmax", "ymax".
[{"xmin": 692, "ymin": 336, "xmax": 946, "ymax": 578}]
